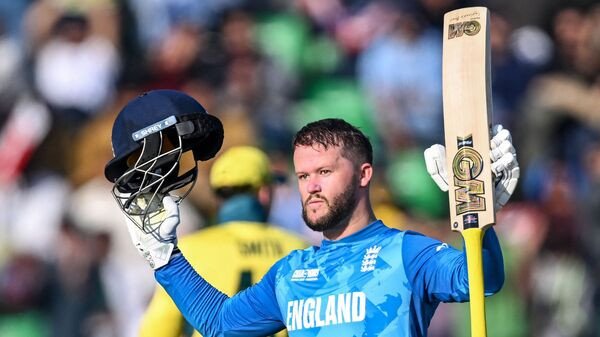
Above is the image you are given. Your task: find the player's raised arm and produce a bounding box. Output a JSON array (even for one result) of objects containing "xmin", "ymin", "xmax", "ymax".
[
  {"xmin": 402, "ymin": 227, "xmax": 504, "ymax": 303},
  {"xmin": 104, "ymin": 89, "xmax": 223, "ymax": 270},
  {"xmin": 104, "ymin": 90, "xmax": 285, "ymax": 336}
]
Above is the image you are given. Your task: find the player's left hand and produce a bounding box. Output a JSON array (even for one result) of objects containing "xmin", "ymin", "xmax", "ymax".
[{"xmin": 424, "ymin": 124, "xmax": 520, "ymax": 211}]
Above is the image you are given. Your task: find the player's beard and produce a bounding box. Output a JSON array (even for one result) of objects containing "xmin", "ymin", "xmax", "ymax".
[{"xmin": 302, "ymin": 176, "xmax": 359, "ymax": 232}]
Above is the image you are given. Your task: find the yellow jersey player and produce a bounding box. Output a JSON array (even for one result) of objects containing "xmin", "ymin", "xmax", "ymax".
[{"xmin": 139, "ymin": 145, "xmax": 307, "ymax": 337}]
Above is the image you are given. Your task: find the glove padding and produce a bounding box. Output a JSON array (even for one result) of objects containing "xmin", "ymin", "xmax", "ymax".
[
  {"xmin": 424, "ymin": 125, "xmax": 520, "ymax": 211},
  {"xmin": 125, "ymin": 195, "xmax": 181, "ymax": 269}
]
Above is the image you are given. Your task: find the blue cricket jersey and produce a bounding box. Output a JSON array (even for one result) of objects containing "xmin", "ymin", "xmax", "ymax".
[{"xmin": 156, "ymin": 220, "xmax": 504, "ymax": 337}]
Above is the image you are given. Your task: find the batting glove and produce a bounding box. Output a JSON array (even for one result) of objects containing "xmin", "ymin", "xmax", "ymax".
[
  {"xmin": 125, "ymin": 195, "xmax": 181, "ymax": 269},
  {"xmin": 424, "ymin": 124, "xmax": 520, "ymax": 211}
]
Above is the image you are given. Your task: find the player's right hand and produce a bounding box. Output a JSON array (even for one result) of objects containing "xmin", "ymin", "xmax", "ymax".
[
  {"xmin": 125, "ymin": 195, "xmax": 181, "ymax": 270},
  {"xmin": 424, "ymin": 125, "xmax": 520, "ymax": 211}
]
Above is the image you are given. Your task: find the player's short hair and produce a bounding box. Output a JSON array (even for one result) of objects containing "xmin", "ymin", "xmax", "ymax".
[{"xmin": 293, "ymin": 118, "xmax": 373, "ymax": 166}]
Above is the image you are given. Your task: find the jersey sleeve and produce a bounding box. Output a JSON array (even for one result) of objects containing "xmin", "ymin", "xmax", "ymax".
[
  {"xmin": 155, "ymin": 253, "xmax": 286, "ymax": 337},
  {"xmin": 403, "ymin": 228, "xmax": 504, "ymax": 303}
]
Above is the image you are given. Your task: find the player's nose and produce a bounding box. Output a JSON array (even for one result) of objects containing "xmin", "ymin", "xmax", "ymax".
[{"xmin": 306, "ymin": 177, "xmax": 321, "ymax": 194}]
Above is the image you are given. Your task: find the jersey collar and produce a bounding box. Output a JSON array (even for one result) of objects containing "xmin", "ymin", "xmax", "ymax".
[{"xmin": 320, "ymin": 220, "xmax": 387, "ymax": 248}]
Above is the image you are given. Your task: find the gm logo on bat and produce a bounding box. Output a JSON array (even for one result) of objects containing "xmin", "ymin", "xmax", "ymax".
[
  {"xmin": 452, "ymin": 135, "xmax": 486, "ymax": 228},
  {"xmin": 448, "ymin": 20, "xmax": 481, "ymax": 39}
]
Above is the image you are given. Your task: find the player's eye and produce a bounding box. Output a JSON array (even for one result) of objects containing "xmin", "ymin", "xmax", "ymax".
[
  {"xmin": 319, "ymin": 169, "xmax": 331, "ymax": 175},
  {"xmin": 297, "ymin": 173, "xmax": 308, "ymax": 180}
]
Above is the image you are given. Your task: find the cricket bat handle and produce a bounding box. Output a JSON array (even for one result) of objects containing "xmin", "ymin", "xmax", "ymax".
[{"xmin": 462, "ymin": 227, "xmax": 488, "ymax": 337}]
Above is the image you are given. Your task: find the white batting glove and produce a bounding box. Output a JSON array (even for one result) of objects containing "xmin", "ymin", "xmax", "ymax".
[
  {"xmin": 489, "ymin": 125, "xmax": 520, "ymax": 209},
  {"xmin": 424, "ymin": 124, "xmax": 520, "ymax": 211},
  {"xmin": 125, "ymin": 195, "xmax": 181, "ymax": 269}
]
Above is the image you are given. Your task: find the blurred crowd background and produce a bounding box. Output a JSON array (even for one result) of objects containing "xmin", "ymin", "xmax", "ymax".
[{"xmin": 0, "ymin": 0, "xmax": 598, "ymax": 336}]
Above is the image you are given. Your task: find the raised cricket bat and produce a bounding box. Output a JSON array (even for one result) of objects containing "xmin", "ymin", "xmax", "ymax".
[{"xmin": 442, "ymin": 6, "xmax": 493, "ymax": 337}]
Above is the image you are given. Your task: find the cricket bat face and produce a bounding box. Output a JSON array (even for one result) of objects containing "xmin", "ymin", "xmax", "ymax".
[{"xmin": 442, "ymin": 7, "xmax": 495, "ymax": 232}]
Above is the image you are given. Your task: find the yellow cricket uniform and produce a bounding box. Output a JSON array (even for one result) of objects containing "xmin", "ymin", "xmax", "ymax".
[{"xmin": 139, "ymin": 221, "xmax": 307, "ymax": 337}]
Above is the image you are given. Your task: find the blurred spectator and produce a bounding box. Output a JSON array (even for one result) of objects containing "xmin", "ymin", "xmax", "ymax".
[
  {"xmin": 0, "ymin": 174, "xmax": 69, "ymax": 262},
  {"xmin": 489, "ymin": 10, "xmax": 551, "ymax": 130},
  {"xmin": 143, "ymin": 22, "xmax": 206, "ymax": 90},
  {"xmin": 581, "ymin": 140, "xmax": 600, "ymax": 334},
  {"xmin": 0, "ymin": 11, "xmax": 65, "ymax": 310},
  {"xmin": 33, "ymin": 12, "xmax": 119, "ymax": 126},
  {"xmin": 518, "ymin": 3, "xmax": 600, "ymax": 195},
  {"xmin": 0, "ymin": 253, "xmax": 49, "ymax": 337},
  {"xmin": 47, "ymin": 220, "xmax": 113, "ymax": 337},
  {"xmin": 126, "ymin": 0, "xmax": 242, "ymax": 51},
  {"xmin": 218, "ymin": 9, "xmax": 300, "ymax": 154},
  {"xmin": 528, "ymin": 163, "xmax": 595, "ymax": 335},
  {"xmin": 27, "ymin": 10, "xmax": 119, "ymax": 178},
  {"xmin": 23, "ymin": 0, "xmax": 120, "ymax": 53},
  {"xmin": 0, "ymin": 23, "xmax": 51, "ymax": 186},
  {"xmin": 357, "ymin": 2, "xmax": 443, "ymax": 152}
]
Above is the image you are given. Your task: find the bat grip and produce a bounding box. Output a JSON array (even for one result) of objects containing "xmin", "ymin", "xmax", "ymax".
[{"xmin": 463, "ymin": 228, "xmax": 488, "ymax": 337}]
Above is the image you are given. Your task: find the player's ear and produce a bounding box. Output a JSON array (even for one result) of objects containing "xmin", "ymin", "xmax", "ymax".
[{"xmin": 358, "ymin": 163, "xmax": 373, "ymax": 187}]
